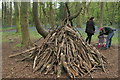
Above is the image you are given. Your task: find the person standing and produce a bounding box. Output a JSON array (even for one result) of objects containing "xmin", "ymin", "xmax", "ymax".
[
  {"xmin": 99, "ymin": 27, "xmax": 116, "ymax": 49},
  {"xmin": 85, "ymin": 17, "xmax": 95, "ymax": 44}
]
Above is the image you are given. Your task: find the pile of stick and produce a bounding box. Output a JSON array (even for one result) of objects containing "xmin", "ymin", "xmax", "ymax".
[{"xmin": 9, "ymin": 25, "xmax": 106, "ymax": 78}]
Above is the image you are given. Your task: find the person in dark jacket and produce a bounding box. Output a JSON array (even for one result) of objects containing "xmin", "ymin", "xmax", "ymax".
[
  {"xmin": 100, "ymin": 27, "xmax": 116, "ymax": 49},
  {"xmin": 85, "ymin": 17, "xmax": 95, "ymax": 44}
]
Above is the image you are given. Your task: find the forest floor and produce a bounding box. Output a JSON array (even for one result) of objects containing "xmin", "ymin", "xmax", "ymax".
[{"xmin": 2, "ymin": 36, "xmax": 119, "ymax": 79}]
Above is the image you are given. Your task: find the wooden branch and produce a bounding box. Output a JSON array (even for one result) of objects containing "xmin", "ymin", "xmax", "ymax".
[
  {"xmin": 9, "ymin": 47, "xmax": 40, "ymax": 58},
  {"xmin": 64, "ymin": 2, "xmax": 73, "ymax": 26}
]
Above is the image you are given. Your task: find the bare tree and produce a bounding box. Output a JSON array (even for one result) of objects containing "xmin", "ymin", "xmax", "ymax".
[{"xmin": 64, "ymin": 2, "xmax": 82, "ymax": 26}]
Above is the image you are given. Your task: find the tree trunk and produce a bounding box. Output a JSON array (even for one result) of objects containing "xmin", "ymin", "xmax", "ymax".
[
  {"xmin": 3, "ymin": 2, "xmax": 7, "ymax": 27},
  {"xmin": 9, "ymin": 2, "xmax": 12, "ymax": 27},
  {"xmin": 2, "ymin": 2, "xmax": 4, "ymax": 27},
  {"xmin": 2, "ymin": 2, "xmax": 13, "ymax": 27},
  {"xmin": 33, "ymin": 2, "xmax": 48, "ymax": 38},
  {"xmin": 85, "ymin": 2, "xmax": 91, "ymax": 18},
  {"xmin": 58, "ymin": 2, "xmax": 67, "ymax": 26},
  {"xmin": 75, "ymin": 2, "xmax": 81, "ymax": 27},
  {"xmin": 39, "ymin": 2, "xmax": 42, "ymax": 22},
  {"xmin": 105, "ymin": 2, "xmax": 109, "ymax": 24},
  {"xmin": 111, "ymin": 2, "xmax": 115, "ymax": 25},
  {"xmin": 5, "ymin": 2, "xmax": 12, "ymax": 27},
  {"xmin": 20, "ymin": 2, "xmax": 32, "ymax": 47},
  {"xmin": 49, "ymin": 2, "xmax": 55, "ymax": 29},
  {"xmin": 99, "ymin": 2, "xmax": 104, "ymax": 28},
  {"xmin": 64, "ymin": 2, "xmax": 73, "ymax": 26},
  {"xmin": 6, "ymin": 2, "xmax": 9, "ymax": 26},
  {"xmin": 41, "ymin": 3, "xmax": 48, "ymax": 27},
  {"xmin": 14, "ymin": 2, "xmax": 21, "ymax": 33}
]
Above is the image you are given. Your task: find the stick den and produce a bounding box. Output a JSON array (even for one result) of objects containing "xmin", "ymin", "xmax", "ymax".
[{"xmin": 9, "ymin": 25, "xmax": 107, "ymax": 78}]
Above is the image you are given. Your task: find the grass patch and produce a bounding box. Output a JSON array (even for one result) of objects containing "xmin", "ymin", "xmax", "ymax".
[
  {"xmin": 2, "ymin": 30, "xmax": 42, "ymax": 43},
  {"xmin": 2, "ymin": 31, "xmax": 21, "ymax": 36},
  {"xmin": 112, "ymin": 36, "xmax": 118, "ymax": 44},
  {"xmin": 2, "ymin": 32, "xmax": 21, "ymax": 43},
  {"xmin": 2, "ymin": 27, "xmax": 16, "ymax": 31},
  {"xmin": 29, "ymin": 30, "xmax": 42, "ymax": 39}
]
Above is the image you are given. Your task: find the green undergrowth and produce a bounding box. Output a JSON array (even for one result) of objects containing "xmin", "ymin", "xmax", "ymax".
[
  {"xmin": 2, "ymin": 28, "xmax": 118, "ymax": 47},
  {"xmin": 2, "ymin": 32, "xmax": 21, "ymax": 42},
  {"xmin": 29, "ymin": 29, "xmax": 42, "ymax": 39},
  {"xmin": 2, "ymin": 30, "xmax": 42, "ymax": 43},
  {"xmin": 2, "ymin": 27, "xmax": 16, "ymax": 31}
]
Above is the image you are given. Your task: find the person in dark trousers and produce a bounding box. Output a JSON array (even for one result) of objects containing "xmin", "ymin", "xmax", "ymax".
[
  {"xmin": 85, "ymin": 17, "xmax": 95, "ymax": 44},
  {"xmin": 99, "ymin": 27, "xmax": 116, "ymax": 49}
]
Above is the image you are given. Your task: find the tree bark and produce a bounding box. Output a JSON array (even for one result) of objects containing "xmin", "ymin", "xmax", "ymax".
[
  {"xmin": 33, "ymin": 2, "xmax": 48, "ymax": 38},
  {"xmin": 2, "ymin": 2, "xmax": 4, "ymax": 27},
  {"xmin": 99, "ymin": 2, "xmax": 104, "ymax": 27},
  {"xmin": 58, "ymin": 2, "xmax": 67, "ymax": 26},
  {"xmin": 41, "ymin": 3, "xmax": 48, "ymax": 27},
  {"xmin": 111, "ymin": 2, "xmax": 115, "ymax": 25},
  {"xmin": 49, "ymin": 2, "xmax": 55, "ymax": 29},
  {"xmin": 5, "ymin": 2, "xmax": 13, "ymax": 27},
  {"xmin": 20, "ymin": 2, "xmax": 32, "ymax": 47},
  {"xmin": 61, "ymin": 2, "xmax": 67, "ymax": 20},
  {"xmin": 2, "ymin": 2, "xmax": 12, "ymax": 27},
  {"xmin": 14, "ymin": 2, "xmax": 21, "ymax": 33},
  {"xmin": 9, "ymin": 2, "xmax": 12, "ymax": 27},
  {"xmin": 64, "ymin": 2, "xmax": 73, "ymax": 26},
  {"xmin": 105, "ymin": 2, "xmax": 109, "ymax": 24},
  {"xmin": 3, "ymin": 2, "xmax": 7, "ymax": 27},
  {"xmin": 85, "ymin": 2, "xmax": 91, "ymax": 17},
  {"xmin": 75, "ymin": 2, "xmax": 81, "ymax": 27}
]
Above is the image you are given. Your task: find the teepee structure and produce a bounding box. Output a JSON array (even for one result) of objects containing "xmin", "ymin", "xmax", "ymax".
[{"xmin": 9, "ymin": 24, "xmax": 106, "ymax": 78}]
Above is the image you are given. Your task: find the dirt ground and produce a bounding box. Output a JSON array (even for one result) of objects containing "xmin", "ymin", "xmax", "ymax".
[{"xmin": 2, "ymin": 38, "xmax": 119, "ymax": 79}]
